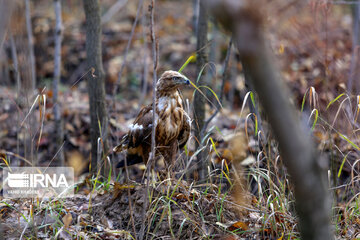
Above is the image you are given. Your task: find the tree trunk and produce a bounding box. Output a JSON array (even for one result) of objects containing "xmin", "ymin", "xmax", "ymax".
[
  {"xmin": 194, "ymin": 0, "xmax": 208, "ymax": 180},
  {"xmin": 347, "ymin": 0, "xmax": 360, "ymax": 94},
  {"xmin": 53, "ymin": 0, "xmax": 65, "ymax": 166},
  {"xmin": 207, "ymin": 1, "xmax": 333, "ymax": 239},
  {"xmin": 83, "ymin": 0, "xmax": 109, "ymax": 176},
  {"xmin": 23, "ymin": 0, "xmax": 37, "ymax": 166}
]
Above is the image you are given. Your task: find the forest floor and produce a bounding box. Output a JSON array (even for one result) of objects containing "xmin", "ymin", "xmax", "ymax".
[{"xmin": 1, "ymin": 0, "xmax": 360, "ymax": 239}]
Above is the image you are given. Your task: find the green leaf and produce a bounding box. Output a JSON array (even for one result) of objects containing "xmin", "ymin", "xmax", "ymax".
[
  {"xmin": 310, "ymin": 109, "xmax": 318, "ymax": 130},
  {"xmin": 338, "ymin": 133, "xmax": 360, "ymax": 151},
  {"xmin": 198, "ymin": 85, "xmax": 223, "ymax": 109},
  {"xmin": 301, "ymin": 89, "xmax": 308, "ymax": 112},
  {"xmin": 209, "ymin": 137, "xmax": 220, "ymax": 157},
  {"xmin": 179, "ymin": 54, "xmax": 196, "ymax": 73},
  {"xmin": 326, "ymin": 93, "xmax": 345, "ymax": 110},
  {"xmin": 189, "ymin": 80, "xmax": 219, "ymax": 111},
  {"xmin": 250, "ymin": 91, "xmax": 256, "ymax": 109},
  {"xmin": 338, "ymin": 153, "xmax": 350, "ymax": 178},
  {"xmin": 253, "ymin": 114, "xmax": 258, "ymax": 136}
]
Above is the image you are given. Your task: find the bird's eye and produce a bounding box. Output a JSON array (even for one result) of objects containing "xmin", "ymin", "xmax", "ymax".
[{"xmin": 172, "ymin": 77, "xmax": 179, "ymax": 81}]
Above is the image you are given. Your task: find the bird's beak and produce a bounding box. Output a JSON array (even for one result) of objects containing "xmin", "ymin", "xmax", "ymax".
[
  {"xmin": 179, "ymin": 75, "xmax": 190, "ymax": 85},
  {"xmin": 184, "ymin": 77, "xmax": 190, "ymax": 85}
]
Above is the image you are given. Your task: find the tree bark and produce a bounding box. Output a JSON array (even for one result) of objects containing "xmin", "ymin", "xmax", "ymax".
[
  {"xmin": 194, "ymin": 0, "xmax": 208, "ymax": 180},
  {"xmin": 83, "ymin": 0, "xmax": 109, "ymax": 176},
  {"xmin": 53, "ymin": 0, "xmax": 65, "ymax": 166},
  {"xmin": 207, "ymin": 1, "xmax": 333, "ymax": 239}
]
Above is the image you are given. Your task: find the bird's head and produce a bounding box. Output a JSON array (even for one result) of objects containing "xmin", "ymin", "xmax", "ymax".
[{"xmin": 156, "ymin": 70, "xmax": 190, "ymax": 93}]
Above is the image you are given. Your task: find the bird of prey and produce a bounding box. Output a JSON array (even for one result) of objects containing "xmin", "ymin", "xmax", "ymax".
[{"xmin": 113, "ymin": 70, "xmax": 191, "ymax": 170}]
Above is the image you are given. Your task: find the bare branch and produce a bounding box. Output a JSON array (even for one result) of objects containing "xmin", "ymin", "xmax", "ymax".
[{"xmin": 101, "ymin": 0, "xmax": 128, "ymax": 24}]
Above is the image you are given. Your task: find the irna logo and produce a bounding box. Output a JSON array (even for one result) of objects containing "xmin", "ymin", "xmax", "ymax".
[
  {"xmin": 7, "ymin": 172, "xmax": 69, "ymax": 188},
  {"xmin": 3, "ymin": 167, "xmax": 74, "ymax": 198}
]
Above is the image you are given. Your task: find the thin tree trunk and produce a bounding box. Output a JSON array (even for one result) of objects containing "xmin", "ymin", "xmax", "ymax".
[
  {"xmin": 24, "ymin": 0, "xmax": 36, "ymax": 92},
  {"xmin": 208, "ymin": 1, "xmax": 333, "ymax": 239},
  {"xmin": 53, "ymin": 0, "xmax": 65, "ymax": 166},
  {"xmin": 347, "ymin": 0, "xmax": 360, "ymax": 94},
  {"xmin": 83, "ymin": 0, "xmax": 109, "ymax": 176},
  {"xmin": 138, "ymin": 4, "xmax": 149, "ymax": 109},
  {"xmin": 193, "ymin": 0, "xmax": 199, "ymax": 35},
  {"xmin": 194, "ymin": 0, "xmax": 208, "ymax": 180},
  {"xmin": 9, "ymin": 32, "xmax": 21, "ymax": 157},
  {"xmin": 10, "ymin": 32, "xmax": 21, "ymax": 97},
  {"xmin": 24, "ymin": 0, "xmax": 36, "ymax": 165},
  {"xmin": 0, "ymin": 222, "xmax": 3, "ymax": 240},
  {"xmin": 0, "ymin": 0, "xmax": 14, "ymax": 50}
]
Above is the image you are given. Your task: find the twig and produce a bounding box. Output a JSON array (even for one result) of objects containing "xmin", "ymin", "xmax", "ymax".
[
  {"xmin": 101, "ymin": 0, "xmax": 128, "ymax": 24},
  {"xmin": 19, "ymin": 222, "xmax": 29, "ymax": 240},
  {"xmin": 112, "ymin": 0, "xmax": 144, "ymax": 98},
  {"xmin": 46, "ymin": 141, "xmax": 65, "ymax": 167}
]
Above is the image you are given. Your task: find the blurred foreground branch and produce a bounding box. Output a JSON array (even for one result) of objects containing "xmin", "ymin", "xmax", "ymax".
[{"xmin": 207, "ymin": 1, "xmax": 333, "ymax": 239}]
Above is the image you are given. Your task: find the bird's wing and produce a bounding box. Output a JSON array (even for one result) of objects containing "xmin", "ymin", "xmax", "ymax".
[
  {"xmin": 178, "ymin": 109, "xmax": 191, "ymax": 149},
  {"xmin": 177, "ymin": 91, "xmax": 191, "ymax": 149},
  {"xmin": 127, "ymin": 104, "xmax": 154, "ymax": 148}
]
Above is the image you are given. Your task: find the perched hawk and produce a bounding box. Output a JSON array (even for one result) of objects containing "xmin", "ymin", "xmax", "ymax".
[{"xmin": 114, "ymin": 70, "xmax": 191, "ymax": 170}]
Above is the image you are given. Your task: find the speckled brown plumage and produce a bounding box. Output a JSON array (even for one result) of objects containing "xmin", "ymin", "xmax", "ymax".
[{"xmin": 114, "ymin": 70, "xmax": 191, "ymax": 170}]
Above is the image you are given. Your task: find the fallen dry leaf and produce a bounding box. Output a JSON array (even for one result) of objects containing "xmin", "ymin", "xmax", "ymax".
[
  {"xmin": 62, "ymin": 212, "xmax": 73, "ymax": 229},
  {"xmin": 228, "ymin": 221, "xmax": 249, "ymax": 231}
]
